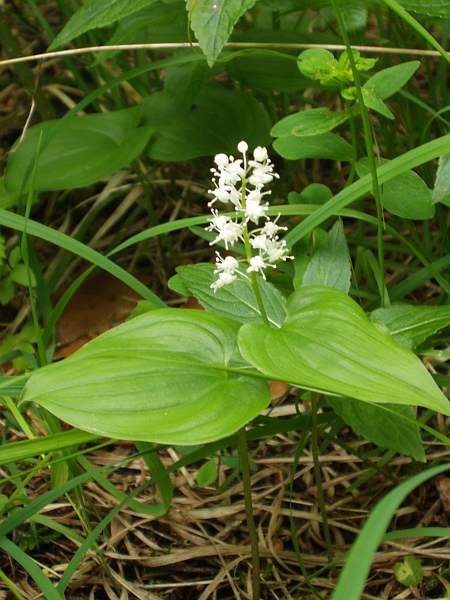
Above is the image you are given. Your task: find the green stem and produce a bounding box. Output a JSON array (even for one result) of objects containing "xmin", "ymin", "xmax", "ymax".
[
  {"xmin": 238, "ymin": 426, "xmax": 260, "ymax": 599},
  {"xmin": 332, "ymin": 0, "xmax": 386, "ymax": 307},
  {"xmin": 310, "ymin": 394, "xmax": 334, "ymax": 568}
]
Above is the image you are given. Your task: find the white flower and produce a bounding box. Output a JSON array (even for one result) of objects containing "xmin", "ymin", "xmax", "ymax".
[
  {"xmin": 238, "ymin": 141, "xmax": 248, "ymax": 153},
  {"xmin": 247, "ymin": 255, "xmax": 270, "ymax": 278},
  {"xmin": 264, "ymin": 239, "xmax": 291, "ymax": 263},
  {"xmin": 211, "ymin": 271, "xmax": 237, "ymax": 291},
  {"xmin": 214, "ymin": 153, "xmax": 229, "ymax": 167},
  {"xmin": 250, "ymin": 233, "xmax": 269, "ymax": 251},
  {"xmin": 253, "ymin": 146, "xmax": 268, "ymax": 162},
  {"xmin": 261, "ymin": 218, "xmax": 286, "ymax": 238},
  {"xmin": 214, "ymin": 254, "xmax": 239, "ymax": 275},
  {"xmin": 210, "ymin": 220, "xmax": 244, "ymax": 249}
]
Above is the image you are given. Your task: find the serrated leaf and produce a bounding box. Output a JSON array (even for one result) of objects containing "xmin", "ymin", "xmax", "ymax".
[
  {"xmin": 271, "ymin": 108, "xmax": 349, "ymax": 138},
  {"xmin": 433, "ymin": 153, "xmax": 450, "ymax": 203},
  {"xmin": 21, "ymin": 309, "xmax": 271, "ymax": 445},
  {"xmin": 363, "ymin": 61, "xmax": 420, "ymax": 100},
  {"xmin": 273, "ymin": 132, "xmax": 353, "ymax": 161},
  {"xmin": 328, "ymin": 397, "xmax": 425, "ymax": 461},
  {"xmin": 370, "ymin": 304, "xmax": 450, "ymax": 351},
  {"xmin": 396, "ymin": 0, "xmax": 450, "ymax": 17},
  {"xmin": 356, "ymin": 158, "xmax": 434, "ymax": 219},
  {"xmin": 50, "ymin": 0, "xmax": 160, "ymax": 49},
  {"xmin": 4, "ymin": 107, "xmax": 153, "ymax": 196},
  {"xmin": 238, "ymin": 285, "xmax": 450, "ymax": 415},
  {"xmin": 170, "ymin": 263, "xmax": 286, "ymax": 327},
  {"xmin": 302, "ymin": 220, "xmax": 351, "ymax": 293},
  {"xmin": 186, "ymin": 0, "xmax": 257, "ymax": 66}
]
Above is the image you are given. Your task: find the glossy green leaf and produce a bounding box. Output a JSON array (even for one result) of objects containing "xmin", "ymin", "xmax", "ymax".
[
  {"xmin": 4, "ymin": 106, "xmax": 153, "ymax": 197},
  {"xmin": 396, "ymin": 0, "xmax": 450, "ymax": 17},
  {"xmin": 186, "ymin": 0, "xmax": 257, "ymax": 65},
  {"xmin": 301, "ymin": 220, "xmax": 351, "ymax": 293},
  {"xmin": 273, "ymin": 132, "xmax": 353, "ymax": 161},
  {"xmin": 433, "ymin": 152, "xmax": 450, "ymax": 203},
  {"xmin": 170, "ymin": 263, "xmax": 286, "ymax": 327},
  {"xmin": 271, "ymin": 107, "xmax": 349, "ymax": 138},
  {"xmin": 328, "ymin": 398, "xmax": 425, "ymax": 461},
  {"xmin": 238, "ymin": 285, "xmax": 450, "ymax": 415},
  {"xmin": 141, "ymin": 86, "xmax": 271, "ymax": 161},
  {"xmin": 50, "ymin": 0, "xmax": 160, "ymax": 48},
  {"xmin": 370, "ymin": 304, "xmax": 450, "ymax": 351},
  {"xmin": 21, "ymin": 309, "xmax": 271, "ymax": 445},
  {"xmin": 356, "ymin": 158, "xmax": 434, "ymax": 219},
  {"xmin": 363, "ymin": 61, "xmax": 420, "ymax": 100}
]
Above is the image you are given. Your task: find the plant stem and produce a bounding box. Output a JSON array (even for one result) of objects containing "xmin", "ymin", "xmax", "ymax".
[
  {"xmin": 238, "ymin": 426, "xmax": 260, "ymax": 599},
  {"xmin": 310, "ymin": 394, "xmax": 334, "ymax": 568}
]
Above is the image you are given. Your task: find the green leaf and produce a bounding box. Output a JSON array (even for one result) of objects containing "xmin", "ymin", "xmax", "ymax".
[
  {"xmin": 396, "ymin": 0, "xmax": 450, "ymax": 17},
  {"xmin": 196, "ymin": 459, "xmax": 218, "ymax": 487},
  {"xmin": 50, "ymin": 0, "xmax": 160, "ymax": 49},
  {"xmin": 433, "ymin": 152, "xmax": 450, "ymax": 203},
  {"xmin": 21, "ymin": 309, "xmax": 271, "ymax": 445},
  {"xmin": 370, "ymin": 304, "xmax": 450, "ymax": 351},
  {"xmin": 327, "ymin": 398, "xmax": 425, "ymax": 461},
  {"xmin": 141, "ymin": 86, "xmax": 271, "ymax": 161},
  {"xmin": 340, "ymin": 1, "xmax": 368, "ymax": 31},
  {"xmin": 273, "ymin": 132, "xmax": 353, "ymax": 162},
  {"xmin": 301, "ymin": 220, "xmax": 351, "ymax": 293},
  {"xmin": 289, "ymin": 185, "xmax": 333, "ymax": 206},
  {"xmin": 360, "ymin": 87, "xmax": 394, "ymax": 119},
  {"xmin": 271, "ymin": 108, "xmax": 349, "ymax": 138},
  {"xmin": 363, "ymin": 61, "xmax": 420, "ymax": 100},
  {"xmin": 356, "ymin": 158, "xmax": 434, "ymax": 219},
  {"xmin": 394, "ymin": 556, "xmax": 423, "ymax": 587},
  {"xmin": 186, "ymin": 0, "xmax": 257, "ymax": 66},
  {"xmin": 170, "ymin": 263, "xmax": 286, "ymax": 327},
  {"xmin": 238, "ymin": 285, "xmax": 450, "ymax": 415},
  {"xmin": 4, "ymin": 107, "xmax": 154, "ymax": 196},
  {"xmin": 165, "ymin": 58, "xmax": 215, "ymax": 110}
]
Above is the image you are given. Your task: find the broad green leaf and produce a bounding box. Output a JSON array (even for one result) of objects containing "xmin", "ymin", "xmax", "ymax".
[
  {"xmin": 396, "ymin": 0, "xmax": 450, "ymax": 17},
  {"xmin": 302, "ymin": 220, "xmax": 351, "ymax": 293},
  {"xmin": 356, "ymin": 158, "xmax": 434, "ymax": 219},
  {"xmin": 433, "ymin": 153, "xmax": 450, "ymax": 203},
  {"xmin": 50, "ymin": 0, "xmax": 160, "ymax": 48},
  {"xmin": 238, "ymin": 285, "xmax": 450, "ymax": 415},
  {"xmin": 273, "ymin": 132, "xmax": 353, "ymax": 162},
  {"xmin": 141, "ymin": 86, "xmax": 271, "ymax": 161},
  {"xmin": 289, "ymin": 185, "xmax": 333, "ymax": 206},
  {"xmin": 165, "ymin": 58, "xmax": 215, "ymax": 110},
  {"xmin": 360, "ymin": 88, "xmax": 394, "ymax": 119},
  {"xmin": 363, "ymin": 61, "xmax": 420, "ymax": 100},
  {"xmin": 186, "ymin": 0, "xmax": 257, "ymax": 65},
  {"xmin": 271, "ymin": 108, "xmax": 349, "ymax": 138},
  {"xmin": 370, "ymin": 304, "xmax": 450, "ymax": 351},
  {"xmin": 21, "ymin": 309, "xmax": 271, "ymax": 445},
  {"xmin": 4, "ymin": 107, "xmax": 153, "ymax": 197},
  {"xmin": 169, "ymin": 263, "xmax": 286, "ymax": 327},
  {"xmin": 327, "ymin": 398, "xmax": 425, "ymax": 461}
]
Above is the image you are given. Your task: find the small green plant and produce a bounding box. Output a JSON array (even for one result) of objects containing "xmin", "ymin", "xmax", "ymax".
[{"xmin": 394, "ymin": 555, "xmax": 423, "ymax": 587}]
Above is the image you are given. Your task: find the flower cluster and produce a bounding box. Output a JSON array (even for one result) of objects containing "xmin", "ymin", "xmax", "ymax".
[{"xmin": 206, "ymin": 141, "xmax": 291, "ymax": 291}]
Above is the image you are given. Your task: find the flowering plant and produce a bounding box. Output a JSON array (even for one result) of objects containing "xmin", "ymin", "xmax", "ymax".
[{"xmin": 206, "ymin": 141, "xmax": 291, "ymax": 292}]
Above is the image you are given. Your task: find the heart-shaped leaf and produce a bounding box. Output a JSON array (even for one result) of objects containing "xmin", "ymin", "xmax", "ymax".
[
  {"xmin": 238, "ymin": 285, "xmax": 450, "ymax": 415},
  {"xmin": 21, "ymin": 310, "xmax": 271, "ymax": 445}
]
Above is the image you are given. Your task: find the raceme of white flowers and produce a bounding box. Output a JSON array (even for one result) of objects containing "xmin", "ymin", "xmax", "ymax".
[{"xmin": 206, "ymin": 141, "xmax": 292, "ymax": 291}]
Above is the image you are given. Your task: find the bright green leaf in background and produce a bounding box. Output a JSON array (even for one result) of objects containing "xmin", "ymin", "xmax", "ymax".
[
  {"xmin": 328, "ymin": 398, "xmax": 425, "ymax": 461},
  {"xmin": 21, "ymin": 310, "xmax": 271, "ymax": 445},
  {"xmin": 238, "ymin": 285, "xmax": 450, "ymax": 415},
  {"xmin": 271, "ymin": 107, "xmax": 349, "ymax": 139},
  {"xmin": 273, "ymin": 132, "xmax": 353, "ymax": 162},
  {"xmin": 363, "ymin": 61, "xmax": 420, "ymax": 101},
  {"xmin": 169, "ymin": 263, "xmax": 286, "ymax": 327},
  {"xmin": 196, "ymin": 459, "xmax": 219, "ymax": 487},
  {"xmin": 394, "ymin": 555, "xmax": 423, "ymax": 587},
  {"xmin": 356, "ymin": 158, "xmax": 434, "ymax": 219},
  {"xmin": 3, "ymin": 106, "xmax": 153, "ymax": 200},
  {"xmin": 396, "ymin": 0, "xmax": 450, "ymax": 17},
  {"xmin": 186, "ymin": 0, "xmax": 257, "ymax": 66},
  {"xmin": 370, "ymin": 304, "xmax": 450, "ymax": 351},
  {"xmin": 50, "ymin": 0, "xmax": 160, "ymax": 48},
  {"xmin": 433, "ymin": 153, "xmax": 450, "ymax": 203}
]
